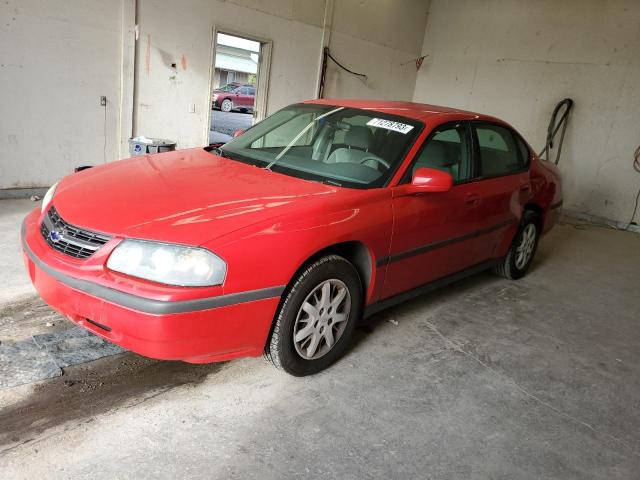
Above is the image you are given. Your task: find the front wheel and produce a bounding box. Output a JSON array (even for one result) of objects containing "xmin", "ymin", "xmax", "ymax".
[
  {"xmin": 494, "ymin": 210, "xmax": 540, "ymax": 280},
  {"xmin": 265, "ymin": 255, "xmax": 362, "ymax": 376}
]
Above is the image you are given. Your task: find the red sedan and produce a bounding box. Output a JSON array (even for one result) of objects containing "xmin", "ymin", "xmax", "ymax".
[{"xmin": 22, "ymin": 99, "xmax": 562, "ymax": 376}]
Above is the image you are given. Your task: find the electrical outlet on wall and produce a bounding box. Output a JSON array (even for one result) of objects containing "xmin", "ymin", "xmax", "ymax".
[
  {"xmin": 188, "ymin": 103, "xmax": 196, "ymax": 113},
  {"xmin": 100, "ymin": 96, "xmax": 107, "ymax": 107}
]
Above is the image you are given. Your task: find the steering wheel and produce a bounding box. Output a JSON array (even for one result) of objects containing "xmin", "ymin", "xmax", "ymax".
[{"xmin": 359, "ymin": 155, "xmax": 391, "ymax": 170}]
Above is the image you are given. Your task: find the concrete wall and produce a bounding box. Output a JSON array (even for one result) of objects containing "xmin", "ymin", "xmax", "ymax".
[
  {"xmin": 0, "ymin": 0, "xmax": 123, "ymax": 190},
  {"xmin": 321, "ymin": 0, "xmax": 429, "ymax": 100},
  {"xmin": 0, "ymin": 0, "xmax": 429, "ymax": 191},
  {"xmin": 133, "ymin": 0, "xmax": 325, "ymax": 150},
  {"xmin": 134, "ymin": 0, "xmax": 429, "ymax": 150},
  {"xmin": 412, "ymin": 0, "xmax": 640, "ymax": 224}
]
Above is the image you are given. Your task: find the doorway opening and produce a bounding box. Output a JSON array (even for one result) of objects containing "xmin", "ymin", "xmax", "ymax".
[{"xmin": 208, "ymin": 31, "xmax": 271, "ymax": 145}]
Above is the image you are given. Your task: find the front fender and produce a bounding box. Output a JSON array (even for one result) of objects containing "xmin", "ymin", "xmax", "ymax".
[{"xmin": 206, "ymin": 190, "xmax": 393, "ymax": 304}]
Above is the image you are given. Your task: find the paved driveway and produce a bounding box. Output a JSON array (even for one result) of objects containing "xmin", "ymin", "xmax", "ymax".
[{"xmin": 209, "ymin": 110, "xmax": 252, "ymax": 144}]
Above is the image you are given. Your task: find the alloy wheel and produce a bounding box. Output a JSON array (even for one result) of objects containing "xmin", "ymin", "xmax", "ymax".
[
  {"xmin": 515, "ymin": 223, "xmax": 537, "ymax": 270},
  {"xmin": 293, "ymin": 279, "xmax": 351, "ymax": 360}
]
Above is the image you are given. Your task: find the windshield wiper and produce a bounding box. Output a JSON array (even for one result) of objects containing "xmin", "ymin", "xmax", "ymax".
[
  {"xmin": 319, "ymin": 178, "xmax": 343, "ymax": 187},
  {"xmin": 212, "ymin": 146, "xmax": 225, "ymax": 157},
  {"xmin": 265, "ymin": 106, "xmax": 344, "ymax": 171}
]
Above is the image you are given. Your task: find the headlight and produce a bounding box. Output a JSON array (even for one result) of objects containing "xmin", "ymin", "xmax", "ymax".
[
  {"xmin": 41, "ymin": 182, "xmax": 58, "ymax": 212},
  {"xmin": 107, "ymin": 239, "xmax": 226, "ymax": 287}
]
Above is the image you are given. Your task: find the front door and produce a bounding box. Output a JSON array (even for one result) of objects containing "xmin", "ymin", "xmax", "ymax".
[{"xmin": 381, "ymin": 123, "xmax": 482, "ymax": 300}]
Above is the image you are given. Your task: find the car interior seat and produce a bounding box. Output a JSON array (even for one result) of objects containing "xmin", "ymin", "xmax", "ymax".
[
  {"xmin": 326, "ymin": 126, "xmax": 384, "ymax": 169},
  {"xmin": 412, "ymin": 140, "xmax": 460, "ymax": 182}
]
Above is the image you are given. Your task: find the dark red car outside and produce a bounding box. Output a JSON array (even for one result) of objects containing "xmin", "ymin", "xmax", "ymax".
[{"xmin": 212, "ymin": 83, "xmax": 255, "ymax": 112}]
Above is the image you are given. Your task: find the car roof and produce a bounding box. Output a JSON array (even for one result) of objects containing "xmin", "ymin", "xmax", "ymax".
[{"xmin": 304, "ymin": 98, "xmax": 504, "ymax": 124}]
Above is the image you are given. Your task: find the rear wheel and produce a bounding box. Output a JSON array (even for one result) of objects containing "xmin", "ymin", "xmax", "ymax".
[
  {"xmin": 265, "ymin": 255, "xmax": 362, "ymax": 376},
  {"xmin": 221, "ymin": 99, "xmax": 233, "ymax": 112},
  {"xmin": 494, "ymin": 210, "xmax": 540, "ymax": 280}
]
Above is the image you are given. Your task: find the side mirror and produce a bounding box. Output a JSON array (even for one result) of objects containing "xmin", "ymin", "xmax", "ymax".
[
  {"xmin": 406, "ymin": 167, "xmax": 453, "ymax": 194},
  {"xmin": 233, "ymin": 129, "xmax": 245, "ymax": 138}
]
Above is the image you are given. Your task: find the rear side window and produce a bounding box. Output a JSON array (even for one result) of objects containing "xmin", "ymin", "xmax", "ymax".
[{"xmin": 474, "ymin": 124, "xmax": 524, "ymax": 177}]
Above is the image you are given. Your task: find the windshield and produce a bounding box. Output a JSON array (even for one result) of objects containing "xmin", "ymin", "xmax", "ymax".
[
  {"xmin": 218, "ymin": 104, "xmax": 423, "ymax": 189},
  {"xmin": 216, "ymin": 83, "xmax": 238, "ymax": 92}
]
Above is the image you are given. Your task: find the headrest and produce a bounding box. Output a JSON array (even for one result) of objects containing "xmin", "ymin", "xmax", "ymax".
[
  {"xmin": 345, "ymin": 126, "xmax": 372, "ymax": 150},
  {"xmin": 423, "ymin": 141, "xmax": 456, "ymax": 167}
]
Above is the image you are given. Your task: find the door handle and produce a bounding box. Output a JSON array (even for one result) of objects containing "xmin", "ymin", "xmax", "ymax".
[
  {"xmin": 466, "ymin": 194, "xmax": 480, "ymax": 205},
  {"xmin": 520, "ymin": 184, "xmax": 531, "ymax": 192}
]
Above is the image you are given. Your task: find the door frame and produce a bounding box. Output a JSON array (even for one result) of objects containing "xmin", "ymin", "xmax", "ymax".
[{"xmin": 205, "ymin": 26, "xmax": 273, "ymax": 144}]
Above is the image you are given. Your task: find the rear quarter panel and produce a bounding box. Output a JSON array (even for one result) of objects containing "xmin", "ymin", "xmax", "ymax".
[{"xmin": 529, "ymin": 157, "xmax": 563, "ymax": 233}]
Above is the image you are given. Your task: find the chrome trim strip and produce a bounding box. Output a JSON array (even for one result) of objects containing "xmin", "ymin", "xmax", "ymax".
[
  {"xmin": 43, "ymin": 213, "xmax": 101, "ymax": 251},
  {"xmin": 376, "ymin": 219, "xmax": 516, "ymax": 267},
  {"xmin": 22, "ymin": 220, "xmax": 284, "ymax": 315}
]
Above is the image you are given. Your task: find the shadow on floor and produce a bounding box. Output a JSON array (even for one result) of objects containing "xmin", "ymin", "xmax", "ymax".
[{"xmin": 0, "ymin": 353, "xmax": 224, "ymax": 451}]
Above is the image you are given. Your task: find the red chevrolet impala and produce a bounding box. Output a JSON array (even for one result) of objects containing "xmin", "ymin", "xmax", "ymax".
[{"xmin": 21, "ymin": 99, "xmax": 562, "ymax": 375}]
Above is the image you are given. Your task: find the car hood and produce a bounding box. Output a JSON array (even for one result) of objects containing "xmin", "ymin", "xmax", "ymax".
[{"xmin": 53, "ymin": 148, "xmax": 341, "ymax": 245}]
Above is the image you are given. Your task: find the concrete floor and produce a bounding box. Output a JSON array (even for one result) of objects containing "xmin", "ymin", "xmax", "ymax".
[
  {"xmin": 0, "ymin": 199, "xmax": 36, "ymax": 304},
  {"xmin": 1, "ymin": 198, "xmax": 639, "ymax": 479}
]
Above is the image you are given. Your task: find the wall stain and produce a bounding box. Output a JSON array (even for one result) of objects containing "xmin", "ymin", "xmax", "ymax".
[{"xmin": 145, "ymin": 33, "xmax": 151, "ymax": 75}]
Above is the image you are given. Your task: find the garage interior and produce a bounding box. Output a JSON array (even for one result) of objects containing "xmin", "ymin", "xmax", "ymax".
[{"xmin": 1, "ymin": 0, "xmax": 639, "ymax": 478}]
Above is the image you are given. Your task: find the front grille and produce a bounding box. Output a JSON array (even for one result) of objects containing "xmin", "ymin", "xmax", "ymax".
[{"xmin": 41, "ymin": 206, "xmax": 111, "ymax": 259}]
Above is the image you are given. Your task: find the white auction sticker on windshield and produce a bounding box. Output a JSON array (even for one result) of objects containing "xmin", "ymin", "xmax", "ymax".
[{"xmin": 366, "ymin": 118, "xmax": 414, "ymax": 134}]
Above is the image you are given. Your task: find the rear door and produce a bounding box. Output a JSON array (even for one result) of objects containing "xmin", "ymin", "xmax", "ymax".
[
  {"xmin": 470, "ymin": 123, "xmax": 531, "ymax": 261},
  {"xmin": 381, "ymin": 122, "xmax": 482, "ymax": 299}
]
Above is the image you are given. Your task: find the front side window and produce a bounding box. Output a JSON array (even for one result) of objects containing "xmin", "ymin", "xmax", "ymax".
[
  {"xmin": 219, "ymin": 104, "xmax": 422, "ymax": 189},
  {"xmin": 403, "ymin": 123, "xmax": 471, "ymax": 184},
  {"xmin": 475, "ymin": 124, "xmax": 523, "ymax": 177}
]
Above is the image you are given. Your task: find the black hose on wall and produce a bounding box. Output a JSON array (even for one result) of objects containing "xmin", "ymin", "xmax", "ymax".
[{"xmin": 538, "ymin": 98, "xmax": 574, "ymax": 165}]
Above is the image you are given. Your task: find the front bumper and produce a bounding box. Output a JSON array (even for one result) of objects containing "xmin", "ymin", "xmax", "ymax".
[{"xmin": 21, "ymin": 209, "xmax": 282, "ymax": 363}]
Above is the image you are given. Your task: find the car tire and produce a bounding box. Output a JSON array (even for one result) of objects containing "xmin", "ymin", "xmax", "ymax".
[
  {"xmin": 221, "ymin": 99, "xmax": 233, "ymax": 112},
  {"xmin": 493, "ymin": 210, "xmax": 541, "ymax": 280},
  {"xmin": 265, "ymin": 255, "xmax": 363, "ymax": 376}
]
